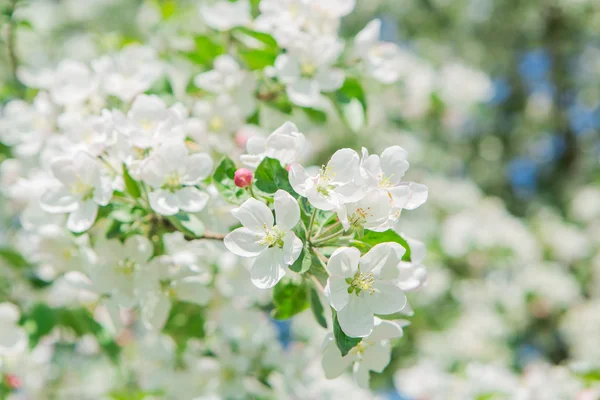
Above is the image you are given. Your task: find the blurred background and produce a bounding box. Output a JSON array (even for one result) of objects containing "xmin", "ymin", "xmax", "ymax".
[{"xmin": 1, "ymin": 0, "xmax": 600, "ymax": 398}]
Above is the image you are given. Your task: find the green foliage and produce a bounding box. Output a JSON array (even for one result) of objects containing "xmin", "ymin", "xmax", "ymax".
[
  {"xmin": 184, "ymin": 35, "xmax": 225, "ymax": 66},
  {"xmin": 332, "ymin": 309, "xmax": 361, "ymax": 356},
  {"xmin": 332, "ymin": 77, "xmax": 367, "ymax": 132},
  {"xmin": 271, "ymin": 279, "xmax": 309, "ymax": 320},
  {"xmin": 212, "ymin": 156, "xmax": 248, "ymax": 203},
  {"xmin": 358, "ymin": 230, "xmax": 412, "ymax": 261},
  {"xmin": 0, "ymin": 247, "xmax": 31, "ymax": 269},
  {"xmin": 164, "ymin": 301, "xmax": 206, "ymax": 350},
  {"xmin": 167, "ymin": 213, "xmax": 205, "ymax": 238},
  {"xmin": 233, "ymin": 27, "xmax": 280, "ymax": 70},
  {"xmin": 289, "ymin": 246, "xmax": 312, "ymax": 274},
  {"xmin": 302, "ymin": 107, "xmax": 328, "ymax": 124},
  {"xmin": 122, "ymin": 163, "xmax": 142, "ymax": 199},
  {"xmin": 309, "ymin": 287, "xmax": 327, "ymax": 329},
  {"xmin": 21, "ymin": 304, "xmax": 120, "ymax": 362},
  {"xmin": 254, "ymin": 157, "xmax": 295, "ymax": 195}
]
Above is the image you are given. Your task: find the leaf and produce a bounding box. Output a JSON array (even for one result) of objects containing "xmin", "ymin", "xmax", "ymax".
[
  {"xmin": 233, "ymin": 27, "xmax": 279, "ymax": 51},
  {"xmin": 289, "ymin": 246, "xmax": 312, "ymax": 274},
  {"xmin": 272, "ymin": 280, "xmax": 309, "ymax": 320},
  {"xmin": 183, "ymin": 35, "xmax": 225, "ymax": 66},
  {"xmin": 254, "ymin": 157, "xmax": 295, "ymax": 195},
  {"xmin": 238, "ymin": 49, "xmax": 277, "ymax": 70},
  {"xmin": 164, "ymin": 301, "xmax": 205, "ymax": 350},
  {"xmin": 359, "ymin": 230, "xmax": 411, "ymax": 261},
  {"xmin": 309, "ymin": 287, "xmax": 327, "ymax": 329},
  {"xmin": 333, "ymin": 77, "xmax": 367, "ymax": 132},
  {"xmin": 332, "ymin": 309, "xmax": 361, "ymax": 356},
  {"xmin": 302, "ymin": 107, "xmax": 328, "ymax": 124},
  {"xmin": 122, "ymin": 164, "xmax": 142, "ymax": 199},
  {"xmin": 167, "ymin": 213, "xmax": 205, "ymax": 238},
  {"xmin": 0, "ymin": 247, "xmax": 30, "ymax": 269},
  {"xmin": 212, "ymin": 156, "xmax": 247, "ymax": 203}
]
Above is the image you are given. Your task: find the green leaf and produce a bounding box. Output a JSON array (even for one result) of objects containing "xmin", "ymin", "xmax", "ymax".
[
  {"xmin": 309, "ymin": 287, "xmax": 327, "ymax": 329},
  {"xmin": 0, "ymin": 247, "xmax": 30, "ymax": 269},
  {"xmin": 164, "ymin": 301, "xmax": 205, "ymax": 351},
  {"xmin": 302, "ymin": 107, "xmax": 328, "ymax": 124},
  {"xmin": 212, "ymin": 156, "xmax": 247, "ymax": 203},
  {"xmin": 272, "ymin": 280, "xmax": 309, "ymax": 320},
  {"xmin": 359, "ymin": 230, "xmax": 411, "ymax": 261},
  {"xmin": 254, "ymin": 157, "xmax": 295, "ymax": 195},
  {"xmin": 333, "ymin": 77, "xmax": 367, "ymax": 132},
  {"xmin": 110, "ymin": 209, "xmax": 135, "ymax": 223},
  {"xmin": 238, "ymin": 49, "xmax": 277, "ymax": 70},
  {"xmin": 332, "ymin": 309, "xmax": 361, "ymax": 356},
  {"xmin": 122, "ymin": 164, "xmax": 142, "ymax": 198},
  {"xmin": 168, "ymin": 213, "xmax": 205, "ymax": 238},
  {"xmin": 184, "ymin": 35, "xmax": 225, "ymax": 66},
  {"xmin": 233, "ymin": 27, "xmax": 279, "ymax": 51},
  {"xmin": 289, "ymin": 246, "xmax": 312, "ymax": 274}
]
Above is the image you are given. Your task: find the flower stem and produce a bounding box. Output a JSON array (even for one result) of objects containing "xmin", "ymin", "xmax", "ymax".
[
  {"xmin": 306, "ymin": 209, "xmax": 317, "ymax": 240},
  {"xmin": 312, "ymin": 229, "xmax": 345, "ymax": 246}
]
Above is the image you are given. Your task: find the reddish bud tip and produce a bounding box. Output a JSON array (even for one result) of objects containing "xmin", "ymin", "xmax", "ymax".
[
  {"xmin": 5, "ymin": 374, "xmax": 21, "ymax": 389},
  {"xmin": 234, "ymin": 168, "xmax": 253, "ymax": 188}
]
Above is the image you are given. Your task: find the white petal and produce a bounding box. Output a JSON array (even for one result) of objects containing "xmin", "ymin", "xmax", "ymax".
[
  {"xmin": 380, "ymin": 146, "xmax": 409, "ymax": 184},
  {"xmin": 337, "ymin": 295, "xmax": 374, "ymax": 338},
  {"xmin": 274, "ymin": 190, "xmax": 300, "ymax": 231},
  {"xmin": 250, "ymin": 247, "xmax": 286, "ymax": 289},
  {"xmin": 93, "ymin": 176, "xmax": 113, "ymax": 206},
  {"xmin": 282, "ymin": 231, "xmax": 302, "ymax": 265},
  {"xmin": 224, "ymin": 227, "xmax": 264, "ymax": 257},
  {"xmin": 40, "ymin": 187, "xmax": 78, "ymax": 213},
  {"xmin": 67, "ymin": 201, "xmax": 98, "ymax": 233},
  {"xmin": 388, "ymin": 186, "xmax": 410, "ymax": 209},
  {"xmin": 182, "ymin": 153, "xmax": 213, "ymax": 184},
  {"xmin": 123, "ymin": 235, "xmax": 153, "ymax": 264},
  {"xmin": 245, "ymin": 136, "xmax": 266, "ymax": 155},
  {"xmin": 404, "ymin": 182, "xmax": 428, "ymax": 210},
  {"xmin": 369, "ymin": 318, "xmax": 404, "ymax": 341},
  {"xmin": 287, "ymin": 79, "xmax": 321, "ymax": 107},
  {"xmin": 140, "ymin": 156, "xmax": 169, "ymax": 188},
  {"xmin": 231, "ymin": 198, "xmax": 273, "ymax": 232},
  {"xmin": 405, "ymin": 236, "xmax": 426, "ymax": 264},
  {"xmin": 361, "ymin": 341, "xmax": 391, "ymax": 373},
  {"xmin": 359, "ymin": 242, "xmax": 405, "ymax": 277},
  {"xmin": 50, "ymin": 158, "xmax": 76, "ymax": 184},
  {"xmin": 176, "ymin": 187, "xmax": 210, "ymax": 213},
  {"xmin": 327, "ymin": 247, "xmax": 361, "ymax": 278},
  {"xmin": 149, "ymin": 190, "xmax": 179, "ymax": 215},
  {"xmin": 274, "ymin": 54, "xmax": 300, "ymax": 83},
  {"xmin": 324, "ymin": 276, "xmax": 350, "ymax": 311},
  {"xmin": 141, "ymin": 292, "xmax": 171, "ymax": 331},
  {"xmin": 328, "ymin": 149, "xmax": 360, "ymax": 184},
  {"xmin": 158, "ymin": 140, "xmax": 189, "ymax": 167},
  {"xmin": 0, "ymin": 326, "xmax": 27, "ymax": 355},
  {"xmin": 174, "ymin": 277, "xmax": 211, "ymax": 305},
  {"xmin": 288, "ymin": 163, "xmax": 310, "ymax": 196},
  {"xmin": 0, "ymin": 303, "xmax": 20, "ymax": 324},
  {"xmin": 366, "ymin": 281, "xmax": 407, "ymax": 315},
  {"xmin": 353, "ymin": 363, "xmax": 371, "ymax": 389},
  {"xmin": 314, "ymin": 67, "xmax": 345, "ymax": 92},
  {"xmin": 321, "ymin": 335, "xmax": 352, "ymax": 379}
]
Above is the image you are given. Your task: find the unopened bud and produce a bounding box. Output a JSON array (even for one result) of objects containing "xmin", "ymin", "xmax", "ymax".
[{"xmin": 234, "ymin": 168, "xmax": 253, "ymax": 188}]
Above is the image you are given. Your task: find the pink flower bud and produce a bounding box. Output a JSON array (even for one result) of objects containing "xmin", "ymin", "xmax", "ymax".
[
  {"xmin": 4, "ymin": 374, "xmax": 21, "ymax": 389},
  {"xmin": 234, "ymin": 168, "xmax": 253, "ymax": 188}
]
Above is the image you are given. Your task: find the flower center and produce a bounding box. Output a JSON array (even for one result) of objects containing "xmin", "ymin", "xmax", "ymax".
[
  {"xmin": 378, "ymin": 173, "xmax": 395, "ymax": 188},
  {"xmin": 300, "ymin": 63, "xmax": 317, "ymax": 78},
  {"xmin": 348, "ymin": 340, "xmax": 371, "ymax": 358},
  {"xmin": 140, "ymin": 119, "xmax": 155, "ymax": 132},
  {"xmin": 346, "ymin": 271, "xmax": 375, "ymax": 295},
  {"xmin": 259, "ymin": 226, "xmax": 285, "ymax": 248},
  {"xmin": 209, "ymin": 116, "xmax": 224, "ymax": 132},
  {"xmin": 117, "ymin": 258, "xmax": 136, "ymax": 276},
  {"xmin": 316, "ymin": 165, "xmax": 336, "ymax": 196},
  {"xmin": 349, "ymin": 207, "xmax": 372, "ymax": 228},
  {"xmin": 69, "ymin": 180, "xmax": 95, "ymax": 201},
  {"xmin": 162, "ymin": 171, "xmax": 182, "ymax": 192}
]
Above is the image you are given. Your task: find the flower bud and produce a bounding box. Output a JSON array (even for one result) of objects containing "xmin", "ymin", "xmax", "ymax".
[
  {"xmin": 4, "ymin": 374, "xmax": 21, "ymax": 390},
  {"xmin": 234, "ymin": 168, "xmax": 253, "ymax": 188}
]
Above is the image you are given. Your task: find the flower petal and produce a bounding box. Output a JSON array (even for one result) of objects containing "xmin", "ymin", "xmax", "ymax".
[
  {"xmin": 353, "ymin": 363, "xmax": 371, "ymax": 389},
  {"xmin": 224, "ymin": 227, "xmax": 264, "ymax": 257},
  {"xmin": 182, "ymin": 153, "xmax": 214, "ymax": 184},
  {"xmin": 287, "ymin": 78, "xmax": 320, "ymax": 108},
  {"xmin": 174, "ymin": 277, "xmax": 211, "ymax": 305},
  {"xmin": 365, "ymin": 281, "xmax": 407, "ymax": 315},
  {"xmin": 250, "ymin": 247, "xmax": 286, "ymax": 289},
  {"xmin": 328, "ymin": 148, "xmax": 360, "ymax": 184},
  {"xmin": 176, "ymin": 187, "xmax": 210, "ymax": 213},
  {"xmin": 380, "ymin": 146, "xmax": 409, "ymax": 184},
  {"xmin": 321, "ymin": 335, "xmax": 352, "ymax": 379},
  {"xmin": 324, "ymin": 275, "xmax": 350, "ymax": 311},
  {"xmin": 359, "ymin": 242, "xmax": 405, "ymax": 278},
  {"xmin": 327, "ymin": 247, "xmax": 361, "ymax": 278},
  {"xmin": 231, "ymin": 198, "xmax": 273, "ymax": 232},
  {"xmin": 282, "ymin": 231, "xmax": 302, "ymax": 265},
  {"xmin": 67, "ymin": 201, "xmax": 98, "ymax": 233},
  {"xmin": 141, "ymin": 292, "xmax": 171, "ymax": 331},
  {"xmin": 40, "ymin": 187, "xmax": 78, "ymax": 213},
  {"xmin": 50, "ymin": 158, "xmax": 76, "ymax": 185},
  {"xmin": 149, "ymin": 190, "xmax": 179, "ymax": 216},
  {"xmin": 123, "ymin": 235, "xmax": 153, "ymax": 264},
  {"xmin": 337, "ymin": 295, "xmax": 374, "ymax": 338},
  {"xmin": 404, "ymin": 182, "xmax": 428, "ymax": 210},
  {"xmin": 369, "ymin": 318, "xmax": 405, "ymax": 341},
  {"xmin": 288, "ymin": 163, "xmax": 310, "ymax": 196},
  {"xmin": 361, "ymin": 341, "xmax": 391, "ymax": 373},
  {"xmin": 274, "ymin": 190, "xmax": 300, "ymax": 231}
]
